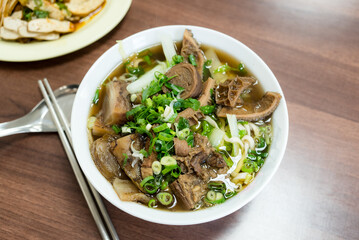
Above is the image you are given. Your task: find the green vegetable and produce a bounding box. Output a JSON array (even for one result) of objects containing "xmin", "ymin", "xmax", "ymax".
[
  {"xmin": 201, "ymin": 121, "xmax": 213, "ymax": 137},
  {"xmin": 92, "ymin": 88, "xmax": 100, "ymax": 104},
  {"xmin": 206, "ymin": 191, "xmax": 225, "ymax": 204},
  {"xmin": 34, "ymin": 9, "xmax": 49, "ymax": 18},
  {"xmin": 140, "ymin": 176, "xmax": 155, "ymax": 187},
  {"xmin": 241, "ymin": 160, "xmax": 258, "ymax": 173},
  {"xmin": 111, "ymin": 125, "xmax": 121, "ymax": 134},
  {"xmin": 158, "ymin": 132, "xmax": 174, "ymax": 141},
  {"xmin": 160, "ymin": 156, "xmax": 177, "ymax": 166},
  {"xmin": 143, "ymin": 55, "xmax": 152, "ymax": 65},
  {"xmin": 153, "ymin": 123, "xmax": 169, "ymax": 132},
  {"xmin": 186, "ymin": 132, "xmax": 194, "ymax": 147},
  {"xmin": 156, "ymin": 192, "xmax": 173, "ymax": 206},
  {"xmin": 178, "ymin": 117, "xmax": 190, "ymax": 130},
  {"xmin": 207, "ymin": 190, "xmax": 216, "ymax": 201},
  {"xmin": 200, "ymin": 105, "xmax": 215, "ymax": 114},
  {"xmin": 214, "ymin": 62, "xmax": 247, "ymax": 76},
  {"xmin": 164, "ymin": 82, "xmax": 184, "ymax": 95},
  {"xmin": 141, "ymin": 73, "xmax": 176, "ymax": 101},
  {"xmin": 172, "ymin": 55, "xmax": 184, "ymax": 64},
  {"xmin": 123, "ymin": 153, "xmax": 128, "ymax": 166},
  {"xmin": 148, "ymin": 199, "xmax": 156, "ymax": 208},
  {"xmin": 188, "ymin": 54, "xmax": 197, "ymax": 66},
  {"xmin": 143, "ymin": 183, "xmax": 158, "ymax": 194},
  {"xmin": 161, "ymin": 165, "xmax": 178, "ymax": 175},
  {"xmin": 239, "ymin": 129, "xmax": 247, "ymax": 138},
  {"xmin": 152, "ymin": 161, "xmax": 162, "ymax": 175},
  {"xmin": 23, "ymin": 7, "xmax": 33, "ymax": 21},
  {"xmin": 176, "ymin": 128, "xmax": 190, "ymax": 140}
]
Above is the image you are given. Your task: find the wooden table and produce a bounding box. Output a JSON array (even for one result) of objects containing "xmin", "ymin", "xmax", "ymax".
[{"xmin": 1, "ymin": 0, "xmax": 358, "ymax": 239}]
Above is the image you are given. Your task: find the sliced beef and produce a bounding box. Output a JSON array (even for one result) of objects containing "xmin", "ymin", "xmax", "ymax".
[
  {"xmin": 177, "ymin": 108, "xmax": 204, "ymax": 126},
  {"xmin": 207, "ymin": 151, "xmax": 227, "ymax": 168},
  {"xmin": 174, "ymin": 138, "xmax": 190, "ymax": 157},
  {"xmin": 164, "ymin": 63, "xmax": 202, "ymax": 99},
  {"xmin": 217, "ymin": 91, "xmax": 282, "ymax": 121},
  {"xmin": 198, "ymin": 77, "xmax": 215, "ymax": 106},
  {"xmin": 170, "ymin": 174, "xmax": 207, "ymax": 210},
  {"xmin": 90, "ymin": 135, "xmax": 119, "ymax": 182},
  {"xmin": 102, "ymin": 80, "xmax": 131, "ymax": 126},
  {"xmin": 111, "ymin": 134, "xmax": 145, "ymax": 190},
  {"xmin": 92, "ymin": 117, "xmax": 115, "ymax": 137},
  {"xmin": 180, "ymin": 29, "xmax": 205, "ymax": 79},
  {"xmin": 215, "ymin": 76, "xmax": 256, "ymax": 107}
]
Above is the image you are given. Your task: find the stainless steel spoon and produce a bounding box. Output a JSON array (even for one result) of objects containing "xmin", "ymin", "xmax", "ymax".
[{"xmin": 0, "ymin": 84, "xmax": 78, "ymax": 137}]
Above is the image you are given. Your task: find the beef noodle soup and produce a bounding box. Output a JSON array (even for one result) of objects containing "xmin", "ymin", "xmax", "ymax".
[{"xmin": 87, "ymin": 29, "xmax": 282, "ymax": 211}]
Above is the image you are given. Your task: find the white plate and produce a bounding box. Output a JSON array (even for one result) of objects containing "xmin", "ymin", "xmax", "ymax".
[{"xmin": 0, "ymin": 0, "xmax": 132, "ymax": 62}]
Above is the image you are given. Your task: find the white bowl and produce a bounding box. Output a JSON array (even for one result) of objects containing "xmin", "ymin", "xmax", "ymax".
[{"xmin": 71, "ymin": 25, "xmax": 289, "ymax": 225}]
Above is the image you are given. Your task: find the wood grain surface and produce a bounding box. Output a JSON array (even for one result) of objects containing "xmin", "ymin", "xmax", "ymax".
[{"xmin": 1, "ymin": 0, "xmax": 359, "ymax": 239}]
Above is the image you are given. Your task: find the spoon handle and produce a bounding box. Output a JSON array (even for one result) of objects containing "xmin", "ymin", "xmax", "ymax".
[{"xmin": 0, "ymin": 116, "xmax": 38, "ymax": 137}]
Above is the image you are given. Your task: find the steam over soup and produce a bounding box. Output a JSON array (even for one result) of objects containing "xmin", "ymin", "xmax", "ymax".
[{"xmin": 87, "ymin": 29, "xmax": 282, "ymax": 211}]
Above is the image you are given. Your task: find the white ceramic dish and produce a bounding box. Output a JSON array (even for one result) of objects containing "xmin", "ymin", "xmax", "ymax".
[
  {"xmin": 71, "ymin": 25, "xmax": 289, "ymax": 225},
  {"xmin": 0, "ymin": 0, "xmax": 132, "ymax": 62}
]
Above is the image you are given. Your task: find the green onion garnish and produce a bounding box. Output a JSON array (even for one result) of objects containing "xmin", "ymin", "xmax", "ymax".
[
  {"xmin": 158, "ymin": 132, "xmax": 174, "ymax": 142},
  {"xmin": 92, "ymin": 88, "xmax": 100, "ymax": 104},
  {"xmin": 188, "ymin": 54, "xmax": 197, "ymax": 66},
  {"xmin": 156, "ymin": 192, "xmax": 173, "ymax": 206},
  {"xmin": 140, "ymin": 176, "xmax": 155, "ymax": 187},
  {"xmin": 112, "ymin": 125, "xmax": 121, "ymax": 134},
  {"xmin": 148, "ymin": 199, "xmax": 156, "ymax": 208}
]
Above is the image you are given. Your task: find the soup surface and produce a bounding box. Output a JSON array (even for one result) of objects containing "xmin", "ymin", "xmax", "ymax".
[{"xmin": 87, "ymin": 29, "xmax": 281, "ymax": 211}]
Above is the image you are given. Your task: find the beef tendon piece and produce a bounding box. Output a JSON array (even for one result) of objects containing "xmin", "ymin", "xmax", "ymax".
[
  {"xmin": 164, "ymin": 63, "xmax": 203, "ymax": 99},
  {"xmin": 174, "ymin": 138, "xmax": 190, "ymax": 157},
  {"xmin": 198, "ymin": 77, "xmax": 215, "ymax": 106},
  {"xmin": 90, "ymin": 135, "xmax": 119, "ymax": 182},
  {"xmin": 111, "ymin": 134, "xmax": 145, "ymax": 190},
  {"xmin": 215, "ymin": 76, "xmax": 256, "ymax": 107},
  {"xmin": 177, "ymin": 108, "xmax": 204, "ymax": 126},
  {"xmin": 217, "ymin": 91, "xmax": 282, "ymax": 121},
  {"xmin": 180, "ymin": 29, "xmax": 205, "ymax": 79},
  {"xmin": 170, "ymin": 174, "xmax": 207, "ymax": 210},
  {"xmin": 102, "ymin": 81, "xmax": 131, "ymax": 126}
]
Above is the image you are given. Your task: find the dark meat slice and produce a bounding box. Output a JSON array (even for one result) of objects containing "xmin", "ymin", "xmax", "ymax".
[
  {"xmin": 170, "ymin": 174, "xmax": 207, "ymax": 210},
  {"xmin": 198, "ymin": 77, "xmax": 215, "ymax": 106},
  {"xmin": 215, "ymin": 77, "xmax": 256, "ymax": 107},
  {"xmin": 193, "ymin": 133, "xmax": 211, "ymax": 155},
  {"xmin": 102, "ymin": 80, "xmax": 131, "ymax": 125},
  {"xmin": 164, "ymin": 63, "xmax": 202, "ymax": 99},
  {"xmin": 111, "ymin": 134, "xmax": 145, "ymax": 190},
  {"xmin": 217, "ymin": 91, "xmax": 282, "ymax": 121},
  {"xmin": 174, "ymin": 138, "xmax": 190, "ymax": 157},
  {"xmin": 180, "ymin": 29, "xmax": 205, "ymax": 79},
  {"xmin": 207, "ymin": 151, "xmax": 227, "ymax": 168},
  {"xmin": 90, "ymin": 135, "xmax": 119, "ymax": 182},
  {"xmin": 92, "ymin": 117, "xmax": 115, "ymax": 137},
  {"xmin": 177, "ymin": 108, "xmax": 204, "ymax": 126}
]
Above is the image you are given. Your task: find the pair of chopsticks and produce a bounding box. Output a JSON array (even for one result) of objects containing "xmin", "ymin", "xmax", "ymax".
[{"xmin": 38, "ymin": 79, "xmax": 119, "ymax": 240}]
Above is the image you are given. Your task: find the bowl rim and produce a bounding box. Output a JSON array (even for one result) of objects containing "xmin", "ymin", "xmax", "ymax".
[{"xmin": 71, "ymin": 25, "xmax": 289, "ymax": 225}]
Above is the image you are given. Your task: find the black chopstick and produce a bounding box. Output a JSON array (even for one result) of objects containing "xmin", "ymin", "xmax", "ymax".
[{"xmin": 38, "ymin": 79, "xmax": 119, "ymax": 240}]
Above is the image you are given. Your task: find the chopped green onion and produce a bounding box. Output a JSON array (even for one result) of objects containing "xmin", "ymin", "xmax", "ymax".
[
  {"xmin": 200, "ymin": 105, "xmax": 215, "ymax": 114},
  {"xmin": 160, "ymin": 156, "xmax": 177, "ymax": 166},
  {"xmin": 170, "ymin": 166, "xmax": 181, "ymax": 178},
  {"xmin": 112, "ymin": 125, "xmax": 121, "ymax": 134},
  {"xmin": 143, "ymin": 55, "xmax": 152, "ymax": 65},
  {"xmin": 152, "ymin": 161, "xmax": 162, "ymax": 175},
  {"xmin": 148, "ymin": 199, "xmax": 156, "ymax": 208},
  {"xmin": 92, "ymin": 88, "xmax": 100, "ymax": 104},
  {"xmin": 178, "ymin": 117, "xmax": 190, "ymax": 130},
  {"xmin": 156, "ymin": 192, "xmax": 173, "ymax": 206},
  {"xmin": 161, "ymin": 165, "xmax": 178, "ymax": 175},
  {"xmin": 144, "ymin": 183, "xmax": 158, "ymax": 194},
  {"xmin": 188, "ymin": 54, "xmax": 197, "ymax": 66},
  {"xmin": 207, "ymin": 190, "xmax": 216, "ymax": 201},
  {"xmin": 160, "ymin": 181, "xmax": 168, "ymax": 190},
  {"xmin": 158, "ymin": 132, "xmax": 174, "ymax": 141},
  {"xmin": 172, "ymin": 55, "xmax": 184, "ymax": 64},
  {"xmin": 140, "ymin": 176, "xmax": 155, "ymax": 187},
  {"xmin": 153, "ymin": 123, "xmax": 169, "ymax": 132},
  {"xmin": 123, "ymin": 153, "xmax": 128, "ymax": 166}
]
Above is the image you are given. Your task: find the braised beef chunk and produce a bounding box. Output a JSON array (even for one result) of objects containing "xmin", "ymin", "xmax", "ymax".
[
  {"xmin": 92, "ymin": 117, "xmax": 115, "ymax": 137},
  {"xmin": 170, "ymin": 174, "xmax": 207, "ymax": 210},
  {"xmin": 141, "ymin": 153, "xmax": 156, "ymax": 179},
  {"xmin": 207, "ymin": 151, "xmax": 227, "ymax": 168},
  {"xmin": 102, "ymin": 80, "xmax": 131, "ymax": 126},
  {"xmin": 111, "ymin": 134, "xmax": 145, "ymax": 190},
  {"xmin": 198, "ymin": 77, "xmax": 215, "ymax": 106},
  {"xmin": 177, "ymin": 108, "xmax": 204, "ymax": 126},
  {"xmin": 215, "ymin": 76, "xmax": 256, "ymax": 107},
  {"xmin": 180, "ymin": 29, "xmax": 205, "ymax": 79},
  {"xmin": 90, "ymin": 135, "xmax": 119, "ymax": 182},
  {"xmin": 174, "ymin": 138, "xmax": 190, "ymax": 157},
  {"xmin": 217, "ymin": 91, "xmax": 282, "ymax": 121},
  {"xmin": 164, "ymin": 63, "xmax": 203, "ymax": 99},
  {"xmin": 113, "ymin": 178, "xmax": 150, "ymax": 204}
]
